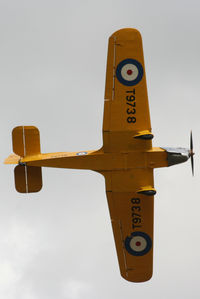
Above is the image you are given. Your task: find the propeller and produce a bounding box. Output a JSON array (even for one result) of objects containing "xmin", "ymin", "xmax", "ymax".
[{"xmin": 189, "ymin": 131, "xmax": 195, "ymax": 176}]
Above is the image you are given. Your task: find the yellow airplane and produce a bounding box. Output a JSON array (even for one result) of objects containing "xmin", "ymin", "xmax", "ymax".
[{"xmin": 5, "ymin": 28, "xmax": 194, "ymax": 283}]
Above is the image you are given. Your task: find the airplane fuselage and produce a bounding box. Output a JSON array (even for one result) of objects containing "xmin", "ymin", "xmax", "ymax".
[{"xmin": 19, "ymin": 146, "xmax": 189, "ymax": 171}]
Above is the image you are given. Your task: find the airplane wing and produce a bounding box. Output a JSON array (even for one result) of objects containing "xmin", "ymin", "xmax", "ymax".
[
  {"xmin": 102, "ymin": 29, "xmax": 154, "ymax": 282},
  {"xmin": 103, "ymin": 28, "xmax": 152, "ymax": 152},
  {"xmin": 102, "ymin": 168, "xmax": 154, "ymax": 282}
]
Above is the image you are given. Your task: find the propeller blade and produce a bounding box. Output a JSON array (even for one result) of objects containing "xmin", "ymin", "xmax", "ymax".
[
  {"xmin": 191, "ymin": 154, "xmax": 194, "ymax": 176},
  {"xmin": 190, "ymin": 131, "xmax": 194, "ymax": 176},
  {"xmin": 190, "ymin": 131, "xmax": 193, "ymax": 152}
]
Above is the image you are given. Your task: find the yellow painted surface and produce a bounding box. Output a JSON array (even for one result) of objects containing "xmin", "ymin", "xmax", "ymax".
[
  {"xmin": 5, "ymin": 29, "xmax": 172, "ymax": 282},
  {"xmin": 106, "ymin": 190, "xmax": 153, "ymax": 282},
  {"xmin": 12, "ymin": 126, "xmax": 40, "ymax": 157},
  {"xmin": 4, "ymin": 154, "xmax": 20, "ymax": 164},
  {"xmin": 103, "ymin": 28, "xmax": 152, "ymax": 152},
  {"xmin": 14, "ymin": 165, "xmax": 42, "ymax": 193}
]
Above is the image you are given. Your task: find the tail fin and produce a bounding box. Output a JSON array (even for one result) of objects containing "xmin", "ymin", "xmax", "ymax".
[{"xmin": 12, "ymin": 126, "xmax": 42, "ymax": 193}]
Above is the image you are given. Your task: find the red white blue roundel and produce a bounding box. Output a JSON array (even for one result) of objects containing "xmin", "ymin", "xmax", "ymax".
[
  {"xmin": 76, "ymin": 152, "xmax": 87, "ymax": 156},
  {"xmin": 116, "ymin": 59, "xmax": 143, "ymax": 86},
  {"xmin": 124, "ymin": 232, "xmax": 152, "ymax": 256}
]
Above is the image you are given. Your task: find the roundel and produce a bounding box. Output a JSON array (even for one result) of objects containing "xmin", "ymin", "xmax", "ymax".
[
  {"xmin": 76, "ymin": 152, "xmax": 88, "ymax": 156},
  {"xmin": 124, "ymin": 231, "xmax": 152, "ymax": 256},
  {"xmin": 116, "ymin": 59, "xmax": 143, "ymax": 86}
]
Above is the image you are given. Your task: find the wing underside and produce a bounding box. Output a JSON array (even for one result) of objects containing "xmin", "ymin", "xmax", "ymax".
[
  {"xmin": 102, "ymin": 169, "xmax": 154, "ymax": 282},
  {"xmin": 101, "ymin": 28, "xmax": 154, "ymax": 282},
  {"xmin": 103, "ymin": 28, "xmax": 152, "ymax": 152}
]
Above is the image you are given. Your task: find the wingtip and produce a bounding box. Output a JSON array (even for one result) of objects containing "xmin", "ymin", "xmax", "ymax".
[
  {"xmin": 121, "ymin": 270, "xmax": 153, "ymax": 283},
  {"xmin": 110, "ymin": 28, "xmax": 142, "ymax": 40}
]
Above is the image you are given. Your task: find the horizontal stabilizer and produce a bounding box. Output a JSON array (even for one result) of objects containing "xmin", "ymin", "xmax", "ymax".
[
  {"xmin": 14, "ymin": 165, "xmax": 42, "ymax": 193},
  {"xmin": 12, "ymin": 126, "xmax": 41, "ymax": 157}
]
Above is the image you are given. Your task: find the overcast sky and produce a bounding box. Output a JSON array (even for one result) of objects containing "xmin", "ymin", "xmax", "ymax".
[{"xmin": 1, "ymin": 0, "xmax": 200, "ymax": 298}]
